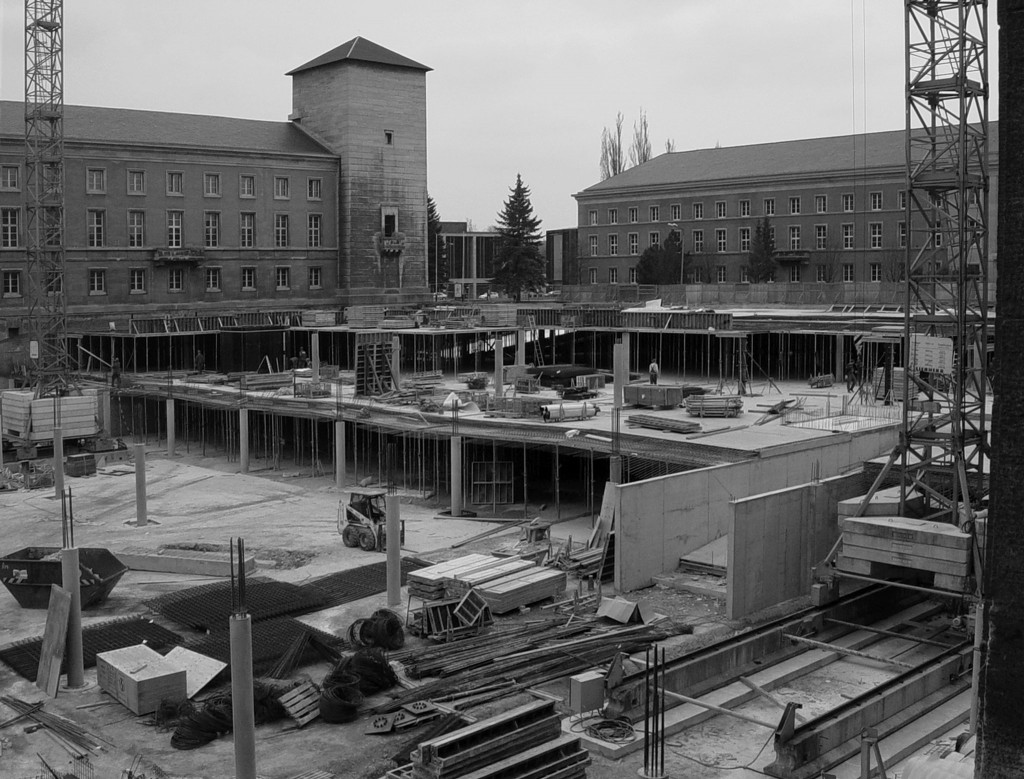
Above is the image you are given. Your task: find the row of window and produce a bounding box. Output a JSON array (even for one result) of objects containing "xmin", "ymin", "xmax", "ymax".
[
  {"xmin": 588, "ymin": 222, "xmax": 914, "ymax": 257},
  {"xmin": 587, "ymin": 263, "xmax": 894, "ymax": 285},
  {"xmin": 0, "ymin": 164, "xmax": 324, "ymax": 201},
  {"xmin": 0, "ymin": 207, "xmax": 323, "ymax": 250},
  {"xmin": 587, "ymin": 192, "xmax": 906, "ymax": 226},
  {"xmin": 1, "ymin": 265, "xmax": 322, "ymax": 297}
]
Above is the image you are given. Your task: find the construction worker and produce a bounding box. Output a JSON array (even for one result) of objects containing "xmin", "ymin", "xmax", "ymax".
[
  {"xmin": 110, "ymin": 356, "xmax": 122, "ymax": 388},
  {"xmin": 194, "ymin": 349, "xmax": 205, "ymax": 373},
  {"xmin": 649, "ymin": 359, "xmax": 659, "ymax": 385}
]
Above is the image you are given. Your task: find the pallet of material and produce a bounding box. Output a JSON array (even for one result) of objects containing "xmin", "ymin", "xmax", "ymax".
[
  {"xmin": 300, "ymin": 310, "xmax": 338, "ymax": 327},
  {"xmin": 346, "ymin": 305, "xmax": 387, "ymax": 328},
  {"xmin": 626, "ymin": 413, "xmax": 702, "ymax": 434},
  {"xmin": 476, "ymin": 568, "xmax": 567, "ymax": 614},
  {"xmin": 406, "ymin": 554, "xmax": 501, "ymax": 600},
  {"xmin": 294, "ymin": 381, "xmax": 332, "ymax": 398},
  {"xmin": 381, "ymin": 317, "xmax": 416, "ymax": 329},
  {"xmin": 1, "ymin": 390, "xmax": 100, "ymax": 441},
  {"xmin": 684, "ymin": 394, "xmax": 744, "ymax": 417},
  {"xmin": 237, "ymin": 372, "xmax": 294, "ymax": 391},
  {"xmin": 839, "ymin": 516, "xmax": 972, "ymax": 577},
  {"xmin": 446, "ymin": 558, "xmax": 536, "ymax": 595}
]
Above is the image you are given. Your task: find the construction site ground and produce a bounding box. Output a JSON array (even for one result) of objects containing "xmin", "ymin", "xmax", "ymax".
[{"xmin": 0, "ymin": 380, "xmax": 961, "ymax": 779}]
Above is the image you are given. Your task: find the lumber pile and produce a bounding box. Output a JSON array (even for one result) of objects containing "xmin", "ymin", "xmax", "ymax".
[
  {"xmin": 476, "ymin": 568, "xmax": 566, "ymax": 614},
  {"xmin": 408, "ymin": 700, "xmax": 588, "ymax": 779},
  {"xmin": 627, "ymin": 413, "xmax": 702, "ymax": 434},
  {"xmin": 1, "ymin": 390, "xmax": 100, "ymax": 442},
  {"xmin": 408, "ymin": 554, "xmax": 565, "ymax": 614},
  {"xmin": 237, "ymin": 372, "xmax": 293, "ymax": 391},
  {"xmin": 406, "ymin": 555, "xmax": 501, "ymax": 600},
  {"xmin": 837, "ymin": 515, "xmax": 973, "ymax": 591},
  {"xmin": 446, "ymin": 559, "xmax": 535, "ymax": 596},
  {"xmin": 346, "ymin": 305, "xmax": 386, "ymax": 328},
  {"xmin": 808, "ymin": 372, "xmax": 835, "ymax": 388},
  {"xmin": 300, "ymin": 309, "xmax": 338, "ymax": 327},
  {"xmin": 684, "ymin": 394, "xmax": 744, "ymax": 417}
]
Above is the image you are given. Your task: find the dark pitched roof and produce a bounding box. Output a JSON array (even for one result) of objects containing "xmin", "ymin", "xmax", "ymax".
[
  {"xmin": 0, "ymin": 101, "xmax": 335, "ymax": 156},
  {"xmin": 287, "ymin": 37, "xmax": 431, "ymax": 76},
  {"xmin": 576, "ymin": 124, "xmax": 999, "ymax": 196}
]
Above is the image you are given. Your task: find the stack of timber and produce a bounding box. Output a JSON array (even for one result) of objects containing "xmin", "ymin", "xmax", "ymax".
[
  {"xmin": 409, "ymin": 554, "xmax": 565, "ymax": 614},
  {"xmin": 403, "ymin": 370, "xmax": 444, "ymax": 390},
  {"xmin": 626, "ymin": 414, "xmax": 702, "ymax": 434},
  {"xmin": 346, "ymin": 305, "xmax": 387, "ymax": 328},
  {"xmin": 406, "ymin": 554, "xmax": 503, "ymax": 600},
  {"xmin": 478, "ymin": 305, "xmax": 519, "ymax": 327},
  {"xmin": 406, "ymin": 700, "xmax": 589, "ymax": 779},
  {"xmin": 475, "ymin": 567, "xmax": 566, "ymax": 614},
  {"xmin": 237, "ymin": 372, "xmax": 294, "ymax": 391},
  {"xmin": 300, "ymin": 309, "xmax": 338, "ymax": 327},
  {"xmin": 1, "ymin": 390, "xmax": 100, "ymax": 442},
  {"xmin": 684, "ymin": 394, "xmax": 744, "ymax": 418},
  {"xmin": 294, "ymin": 381, "xmax": 332, "ymax": 398},
  {"xmin": 381, "ymin": 316, "xmax": 417, "ymax": 329},
  {"xmin": 837, "ymin": 515, "xmax": 973, "ymax": 591},
  {"xmin": 446, "ymin": 558, "xmax": 535, "ymax": 596}
]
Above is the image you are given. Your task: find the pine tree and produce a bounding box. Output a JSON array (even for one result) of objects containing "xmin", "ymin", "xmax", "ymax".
[
  {"xmin": 427, "ymin": 194, "xmax": 445, "ymax": 293},
  {"xmin": 492, "ymin": 174, "xmax": 546, "ymax": 302},
  {"xmin": 635, "ymin": 231, "xmax": 682, "ymax": 285},
  {"xmin": 747, "ymin": 217, "xmax": 777, "ymax": 282}
]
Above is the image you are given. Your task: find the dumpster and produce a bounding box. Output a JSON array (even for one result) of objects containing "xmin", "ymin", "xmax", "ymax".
[{"xmin": 0, "ymin": 547, "xmax": 128, "ymax": 609}]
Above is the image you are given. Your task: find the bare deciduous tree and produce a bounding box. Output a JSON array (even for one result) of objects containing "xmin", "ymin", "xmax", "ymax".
[
  {"xmin": 629, "ymin": 108, "xmax": 652, "ymax": 167},
  {"xmin": 599, "ymin": 112, "xmax": 626, "ymax": 181},
  {"xmin": 665, "ymin": 138, "xmax": 676, "ymax": 153}
]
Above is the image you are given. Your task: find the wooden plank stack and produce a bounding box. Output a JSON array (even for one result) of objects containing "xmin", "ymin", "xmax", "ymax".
[
  {"xmin": 300, "ymin": 310, "xmax": 338, "ymax": 327},
  {"xmin": 476, "ymin": 568, "xmax": 567, "ymax": 615},
  {"xmin": 627, "ymin": 414, "xmax": 702, "ymax": 434},
  {"xmin": 838, "ymin": 515, "xmax": 973, "ymax": 591},
  {"xmin": 446, "ymin": 558, "xmax": 535, "ymax": 596},
  {"xmin": 408, "ymin": 554, "xmax": 566, "ymax": 614},
  {"xmin": 1, "ymin": 390, "xmax": 100, "ymax": 442},
  {"xmin": 237, "ymin": 372, "xmax": 294, "ymax": 391},
  {"xmin": 684, "ymin": 394, "xmax": 744, "ymax": 418},
  {"xmin": 406, "ymin": 554, "xmax": 499, "ymax": 600},
  {"xmin": 345, "ymin": 305, "xmax": 387, "ymax": 328}
]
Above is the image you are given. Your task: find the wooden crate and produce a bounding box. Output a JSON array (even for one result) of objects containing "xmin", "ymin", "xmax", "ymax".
[{"xmin": 96, "ymin": 644, "xmax": 187, "ymax": 715}]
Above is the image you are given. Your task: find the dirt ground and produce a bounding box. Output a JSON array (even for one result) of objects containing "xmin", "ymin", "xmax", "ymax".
[{"xmin": 0, "ymin": 446, "xmax": 750, "ymax": 779}]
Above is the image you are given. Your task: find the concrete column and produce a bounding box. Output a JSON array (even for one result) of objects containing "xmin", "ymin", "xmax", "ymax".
[
  {"xmin": 621, "ymin": 332, "xmax": 631, "ymax": 376},
  {"xmin": 230, "ymin": 613, "xmax": 257, "ymax": 779},
  {"xmin": 835, "ymin": 333, "xmax": 845, "ymax": 380},
  {"xmin": 391, "ymin": 336, "xmax": 401, "ymax": 388},
  {"xmin": 613, "ymin": 343, "xmax": 625, "ymax": 409},
  {"xmin": 386, "ymin": 498, "xmax": 401, "ymax": 607},
  {"xmin": 494, "ymin": 335, "xmax": 504, "ymax": 398},
  {"xmin": 517, "ymin": 330, "xmax": 527, "ymax": 365},
  {"xmin": 239, "ymin": 408, "xmax": 249, "ymax": 474},
  {"xmin": 166, "ymin": 398, "xmax": 176, "ymax": 457},
  {"xmin": 61, "ymin": 547, "xmax": 84, "ymax": 688},
  {"xmin": 100, "ymin": 389, "xmax": 112, "ymax": 436},
  {"xmin": 134, "ymin": 443, "xmax": 147, "ymax": 527},
  {"xmin": 450, "ymin": 435, "xmax": 463, "ymax": 517},
  {"xmin": 52, "ymin": 426, "xmax": 64, "ymax": 501},
  {"xmin": 335, "ymin": 419, "xmax": 346, "ymax": 488},
  {"xmin": 311, "ymin": 333, "xmax": 321, "ymax": 382}
]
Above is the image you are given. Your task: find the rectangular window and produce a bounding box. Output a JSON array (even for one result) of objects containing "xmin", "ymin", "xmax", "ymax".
[
  {"xmin": 88, "ymin": 268, "xmax": 106, "ymax": 294},
  {"xmin": 670, "ymin": 204, "xmax": 680, "ymax": 221},
  {"xmin": 815, "ymin": 224, "xmax": 828, "ymax": 249},
  {"xmin": 649, "ymin": 231, "xmax": 660, "ymax": 248},
  {"xmin": 628, "ymin": 233, "xmax": 638, "ymax": 255},
  {"xmin": 898, "ymin": 221, "xmax": 907, "ymax": 248},
  {"xmin": 588, "ymin": 268, "xmax": 597, "ymax": 284},
  {"xmin": 649, "ymin": 205, "xmax": 660, "ymax": 222},
  {"xmin": 789, "ymin": 196, "xmax": 801, "ymax": 215},
  {"xmin": 693, "ymin": 266, "xmax": 703, "ymax": 283},
  {"xmin": 693, "ymin": 229, "xmax": 704, "ymax": 252},
  {"xmin": 816, "ymin": 265, "xmax": 828, "ymax": 282},
  {"xmin": 609, "ymin": 267, "xmax": 618, "ymax": 284},
  {"xmin": 205, "ymin": 267, "xmax": 221, "ymax": 292},
  {"xmin": 842, "ymin": 223, "xmax": 854, "ymax": 250},
  {"xmin": 384, "ymin": 130, "xmax": 394, "ymax": 145},
  {"xmin": 740, "ymin": 266, "xmax": 750, "ymax": 283},
  {"xmin": 307, "ymin": 178, "xmax": 322, "ymax": 200},
  {"xmin": 716, "ymin": 201, "xmax": 727, "ymax": 219},
  {"xmin": 740, "ymin": 199, "xmax": 751, "ymax": 217},
  {"xmin": 272, "ymin": 177, "xmax": 289, "ymax": 199},
  {"xmin": 717, "ymin": 266, "xmax": 727, "ymax": 283},
  {"xmin": 628, "ymin": 207, "xmax": 638, "ymax": 223},
  {"xmin": 275, "ymin": 266, "xmax": 290, "ymax": 290},
  {"xmin": 274, "ymin": 214, "xmax": 289, "ymax": 247},
  {"xmin": 44, "ymin": 270, "xmax": 62, "ymax": 296},
  {"xmin": 716, "ymin": 228, "xmax": 727, "ymax": 252},
  {"xmin": 87, "ymin": 209, "xmax": 105, "ymax": 247},
  {"xmin": 764, "ymin": 198, "xmax": 775, "ymax": 216},
  {"xmin": 898, "ymin": 190, "xmax": 907, "ymax": 210},
  {"xmin": 168, "ymin": 267, "xmax": 183, "ymax": 292},
  {"xmin": 86, "ymin": 168, "xmax": 106, "ymax": 194},
  {"xmin": 789, "ymin": 265, "xmax": 801, "ymax": 282},
  {"xmin": 934, "ymin": 230, "xmax": 943, "ymax": 247},
  {"xmin": 127, "ymin": 169, "xmax": 145, "ymax": 195},
  {"xmin": 870, "ymin": 263, "xmax": 882, "ymax": 282},
  {"xmin": 589, "ymin": 210, "xmax": 598, "ymax": 226},
  {"xmin": 608, "ymin": 208, "xmax": 618, "ymax": 224},
  {"xmin": 629, "ymin": 267, "xmax": 637, "ymax": 284},
  {"xmin": 1, "ymin": 165, "xmax": 20, "ymax": 190},
  {"xmin": 383, "ymin": 211, "xmax": 397, "ymax": 236},
  {"xmin": 870, "ymin": 191, "xmax": 883, "ymax": 211},
  {"xmin": 842, "ymin": 193, "xmax": 855, "ymax": 212},
  {"xmin": 167, "ymin": 171, "xmax": 183, "ymax": 196},
  {"xmin": 308, "ymin": 214, "xmax": 322, "ymax": 248},
  {"xmin": 309, "ymin": 266, "xmax": 322, "ymax": 289},
  {"xmin": 1, "ymin": 208, "xmax": 20, "ymax": 247},
  {"xmin": 167, "ymin": 211, "xmax": 183, "ymax": 248},
  {"xmin": 204, "ymin": 211, "xmax": 220, "ymax": 248},
  {"xmin": 204, "ymin": 173, "xmax": 221, "ymax": 197},
  {"xmin": 789, "ymin": 225, "xmax": 801, "ymax": 250},
  {"xmin": 127, "ymin": 210, "xmax": 145, "ymax": 247},
  {"xmin": 869, "ymin": 222, "xmax": 883, "ymax": 249},
  {"xmin": 608, "ymin": 234, "xmax": 618, "ymax": 256},
  {"xmin": 843, "ymin": 264, "xmax": 855, "ymax": 283},
  {"xmin": 240, "ymin": 212, "xmax": 254, "ymax": 248},
  {"xmin": 693, "ymin": 202, "xmax": 704, "ymax": 220},
  {"xmin": 240, "ymin": 175, "xmax": 255, "ymax": 198},
  {"xmin": 2, "ymin": 270, "xmax": 20, "ymax": 296},
  {"xmin": 739, "ymin": 227, "xmax": 751, "ymax": 252},
  {"xmin": 589, "ymin": 235, "xmax": 598, "ymax": 256},
  {"xmin": 130, "ymin": 268, "xmax": 146, "ymax": 293},
  {"xmin": 241, "ymin": 267, "xmax": 256, "ymax": 290},
  {"xmin": 815, "ymin": 194, "xmax": 827, "ymax": 213}
]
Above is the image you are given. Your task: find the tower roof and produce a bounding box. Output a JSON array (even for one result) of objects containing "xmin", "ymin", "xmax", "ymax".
[{"xmin": 287, "ymin": 37, "xmax": 431, "ymax": 76}]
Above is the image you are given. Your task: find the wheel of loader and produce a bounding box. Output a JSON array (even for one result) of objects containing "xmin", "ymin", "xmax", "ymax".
[
  {"xmin": 342, "ymin": 524, "xmax": 361, "ymax": 548},
  {"xmin": 358, "ymin": 527, "xmax": 377, "ymax": 551}
]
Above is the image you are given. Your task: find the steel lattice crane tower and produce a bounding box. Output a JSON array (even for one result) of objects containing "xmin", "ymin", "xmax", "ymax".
[{"xmin": 24, "ymin": 0, "xmax": 71, "ymax": 398}]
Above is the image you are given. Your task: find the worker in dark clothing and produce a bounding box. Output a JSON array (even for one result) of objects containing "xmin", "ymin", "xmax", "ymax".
[
  {"xmin": 649, "ymin": 359, "xmax": 660, "ymax": 385},
  {"xmin": 298, "ymin": 349, "xmax": 308, "ymax": 369},
  {"xmin": 195, "ymin": 349, "xmax": 205, "ymax": 373},
  {"xmin": 110, "ymin": 356, "xmax": 122, "ymax": 388},
  {"xmin": 845, "ymin": 358, "xmax": 858, "ymax": 392}
]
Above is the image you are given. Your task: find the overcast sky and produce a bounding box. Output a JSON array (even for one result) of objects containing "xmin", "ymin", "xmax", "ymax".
[{"xmin": 0, "ymin": 0, "xmax": 1000, "ymax": 232}]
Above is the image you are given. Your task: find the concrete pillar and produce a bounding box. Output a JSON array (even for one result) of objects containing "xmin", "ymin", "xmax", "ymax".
[
  {"xmin": 450, "ymin": 435, "xmax": 463, "ymax": 517},
  {"xmin": 61, "ymin": 547, "xmax": 84, "ymax": 688},
  {"xmin": 166, "ymin": 398, "xmax": 176, "ymax": 457},
  {"xmin": 835, "ymin": 333, "xmax": 845, "ymax": 380},
  {"xmin": 52, "ymin": 426, "xmax": 64, "ymax": 501},
  {"xmin": 239, "ymin": 408, "xmax": 249, "ymax": 474},
  {"xmin": 621, "ymin": 332, "xmax": 631, "ymax": 377},
  {"xmin": 311, "ymin": 332, "xmax": 321, "ymax": 382},
  {"xmin": 517, "ymin": 329, "xmax": 527, "ymax": 366},
  {"xmin": 391, "ymin": 336, "xmax": 401, "ymax": 388},
  {"xmin": 386, "ymin": 498, "xmax": 401, "ymax": 607},
  {"xmin": 494, "ymin": 335, "xmax": 504, "ymax": 398},
  {"xmin": 134, "ymin": 443, "xmax": 147, "ymax": 527},
  {"xmin": 230, "ymin": 613, "xmax": 257, "ymax": 779},
  {"xmin": 335, "ymin": 419, "xmax": 346, "ymax": 488},
  {"xmin": 613, "ymin": 343, "xmax": 625, "ymax": 409},
  {"xmin": 100, "ymin": 389, "xmax": 112, "ymax": 436}
]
